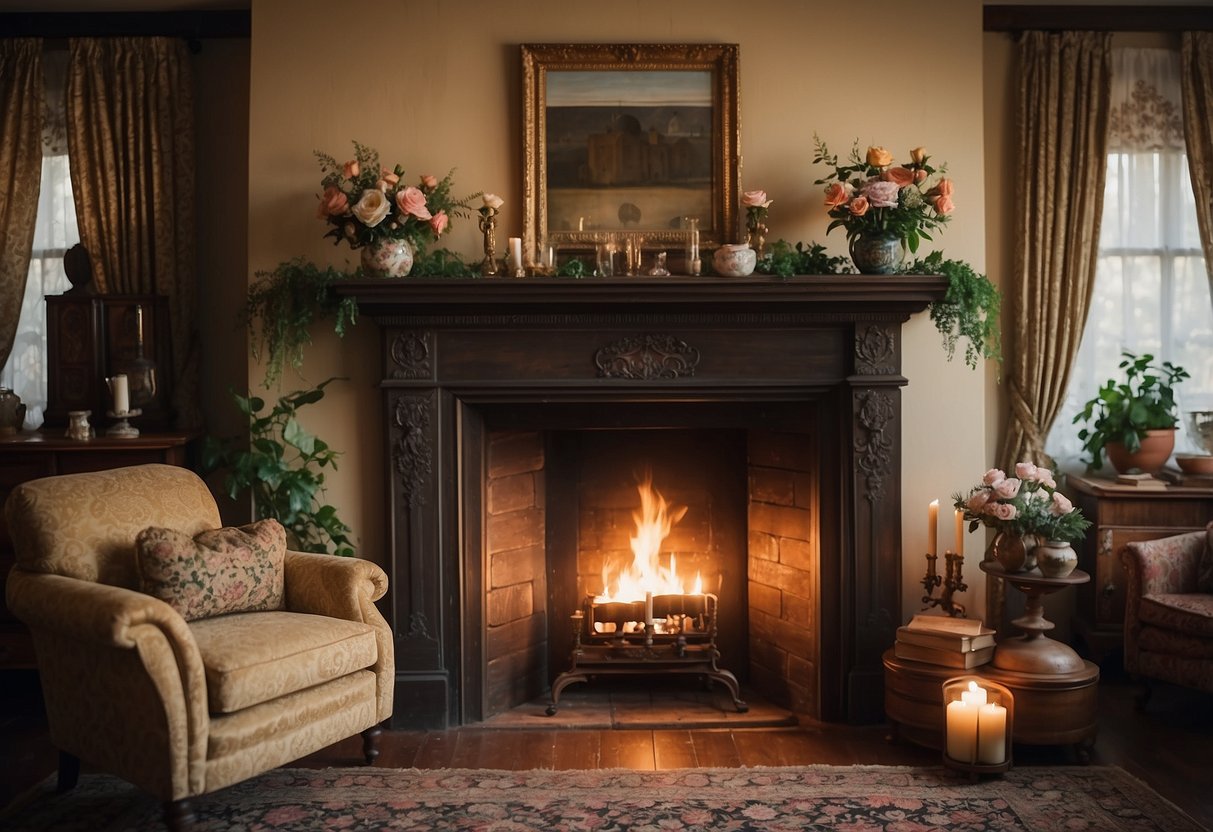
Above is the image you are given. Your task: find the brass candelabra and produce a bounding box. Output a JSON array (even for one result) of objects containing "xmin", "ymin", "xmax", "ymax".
[
  {"xmin": 478, "ymin": 208, "xmax": 499, "ymax": 277},
  {"xmin": 922, "ymin": 550, "xmax": 967, "ymax": 618}
]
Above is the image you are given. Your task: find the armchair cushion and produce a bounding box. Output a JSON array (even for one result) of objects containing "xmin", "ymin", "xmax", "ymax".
[
  {"xmin": 1138, "ymin": 592, "xmax": 1213, "ymax": 639},
  {"xmin": 190, "ymin": 611, "xmax": 378, "ymax": 714},
  {"xmin": 135, "ymin": 520, "xmax": 286, "ymax": 621}
]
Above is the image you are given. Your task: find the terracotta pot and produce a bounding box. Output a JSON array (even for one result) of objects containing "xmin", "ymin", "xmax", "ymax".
[{"xmin": 1105, "ymin": 428, "xmax": 1176, "ymax": 475}]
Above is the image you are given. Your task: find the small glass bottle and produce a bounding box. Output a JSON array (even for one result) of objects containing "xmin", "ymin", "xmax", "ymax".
[{"xmin": 683, "ymin": 217, "xmax": 701, "ymax": 276}]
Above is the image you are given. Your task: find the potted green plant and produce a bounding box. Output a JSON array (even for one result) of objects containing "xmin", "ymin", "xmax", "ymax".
[
  {"xmin": 201, "ymin": 379, "xmax": 355, "ymax": 556},
  {"xmin": 1074, "ymin": 351, "xmax": 1189, "ymax": 473}
]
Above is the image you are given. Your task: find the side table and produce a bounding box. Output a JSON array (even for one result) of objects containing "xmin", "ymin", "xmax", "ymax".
[{"xmin": 884, "ymin": 562, "xmax": 1099, "ymax": 761}]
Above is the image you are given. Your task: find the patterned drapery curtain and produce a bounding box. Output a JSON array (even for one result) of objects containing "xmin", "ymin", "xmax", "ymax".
[
  {"xmin": 999, "ymin": 31, "xmax": 1112, "ymax": 471},
  {"xmin": 1181, "ymin": 32, "xmax": 1213, "ymax": 293},
  {"xmin": 66, "ymin": 37, "xmax": 199, "ymax": 428},
  {"xmin": 0, "ymin": 40, "xmax": 44, "ymax": 372}
]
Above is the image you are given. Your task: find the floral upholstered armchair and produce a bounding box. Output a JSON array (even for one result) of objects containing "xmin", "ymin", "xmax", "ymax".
[
  {"xmin": 4, "ymin": 464, "xmax": 393, "ymax": 830},
  {"xmin": 1122, "ymin": 525, "xmax": 1213, "ymax": 704}
]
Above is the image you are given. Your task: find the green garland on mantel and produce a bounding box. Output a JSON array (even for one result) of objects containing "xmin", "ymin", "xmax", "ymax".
[
  {"xmin": 246, "ymin": 241, "xmax": 1000, "ymax": 387},
  {"xmin": 754, "ymin": 240, "xmax": 1001, "ymax": 371}
]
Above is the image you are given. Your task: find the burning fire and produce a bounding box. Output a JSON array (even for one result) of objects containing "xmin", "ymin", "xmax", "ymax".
[{"xmin": 593, "ymin": 472, "xmax": 703, "ymax": 603}]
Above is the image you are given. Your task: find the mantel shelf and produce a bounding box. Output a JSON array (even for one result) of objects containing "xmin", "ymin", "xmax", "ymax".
[{"xmin": 335, "ymin": 274, "xmax": 949, "ymax": 319}]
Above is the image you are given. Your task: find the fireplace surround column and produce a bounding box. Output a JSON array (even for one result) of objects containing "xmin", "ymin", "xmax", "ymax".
[{"xmin": 339, "ymin": 275, "xmax": 947, "ymax": 729}]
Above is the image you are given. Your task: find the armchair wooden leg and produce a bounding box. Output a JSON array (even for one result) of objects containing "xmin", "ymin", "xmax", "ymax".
[
  {"xmin": 362, "ymin": 725, "xmax": 383, "ymax": 765},
  {"xmin": 164, "ymin": 798, "xmax": 197, "ymax": 831},
  {"xmin": 56, "ymin": 750, "xmax": 80, "ymax": 792}
]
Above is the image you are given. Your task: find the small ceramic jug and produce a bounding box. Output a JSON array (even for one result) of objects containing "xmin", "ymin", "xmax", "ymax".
[{"xmin": 66, "ymin": 410, "xmax": 93, "ymax": 441}]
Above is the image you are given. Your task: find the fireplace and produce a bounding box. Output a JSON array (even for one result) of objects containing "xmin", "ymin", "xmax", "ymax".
[{"xmin": 340, "ymin": 274, "xmax": 946, "ymax": 729}]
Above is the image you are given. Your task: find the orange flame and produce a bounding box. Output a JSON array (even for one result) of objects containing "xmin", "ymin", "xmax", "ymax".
[{"xmin": 593, "ymin": 472, "xmax": 702, "ymax": 603}]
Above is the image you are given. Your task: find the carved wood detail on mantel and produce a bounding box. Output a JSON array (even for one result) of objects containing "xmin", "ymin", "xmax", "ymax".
[{"xmin": 343, "ymin": 276, "xmax": 947, "ymax": 730}]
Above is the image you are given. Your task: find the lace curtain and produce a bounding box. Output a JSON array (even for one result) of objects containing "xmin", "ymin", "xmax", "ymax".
[
  {"xmin": 0, "ymin": 49, "xmax": 75, "ymax": 426},
  {"xmin": 1046, "ymin": 48, "xmax": 1212, "ymax": 468}
]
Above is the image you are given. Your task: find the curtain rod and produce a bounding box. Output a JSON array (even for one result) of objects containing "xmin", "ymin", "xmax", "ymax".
[
  {"xmin": 0, "ymin": 10, "xmax": 250, "ymax": 43},
  {"xmin": 984, "ymin": 5, "xmax": 1213, "ymax": 32}
]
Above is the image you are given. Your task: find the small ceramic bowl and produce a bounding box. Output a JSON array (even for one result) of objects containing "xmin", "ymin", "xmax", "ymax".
[
  {"xmin": 1175, "ymin": 454, "xmax": 1213, "ymax": 475},
  {"xmin": 712, "ymin": 244, "xmax": 756, "ymax": 277}
]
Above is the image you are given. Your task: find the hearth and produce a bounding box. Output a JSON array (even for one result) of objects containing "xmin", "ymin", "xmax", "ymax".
[{"xmin": 339, "ymin": 274, "xmax": 946, "ymax": 729}]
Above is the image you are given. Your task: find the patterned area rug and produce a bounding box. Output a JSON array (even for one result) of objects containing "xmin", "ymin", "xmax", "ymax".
[{"xmin": 1, "ymin": 765, "xmax": 1203, "ymax": 831}]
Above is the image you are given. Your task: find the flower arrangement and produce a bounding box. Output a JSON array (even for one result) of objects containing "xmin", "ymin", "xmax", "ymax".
[
  {"xmin": 742, "ymin": 189, "xmax": 771, "ymax": 253},
  {"xmin": 813, "ymin": 135, "xmax": 953, "ymax": 253},
  {"xmin": 315, "ymin": 141, "xmax": 479, "ymax": 252},
  {"xmin": 953, "ymin": 462, "xmax": 1091, "ymax": 543}
]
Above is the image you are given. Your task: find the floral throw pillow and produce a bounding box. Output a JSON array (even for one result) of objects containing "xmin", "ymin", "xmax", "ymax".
[{"xmin": 136, "ymin": 519, "xmax": 287, "ymax": 621}]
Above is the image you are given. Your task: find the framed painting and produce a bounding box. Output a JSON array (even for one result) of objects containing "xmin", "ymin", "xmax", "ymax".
[{"xmin": 522, "ymin": 43, "xmax": 740, "ymax": 264}]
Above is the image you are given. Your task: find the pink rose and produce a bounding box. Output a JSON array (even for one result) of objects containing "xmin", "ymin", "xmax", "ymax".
[
  {"xmin": 1050, "ymin": 492, "xmax": 1074, "ymax": 515},
  {"xmin": 863, "ymin": 180, "xmax": 900, "ymax": 208},
  {"xmin": 883, "ymin": 167, "xmax": 915, "ymax": 188},
  {"xmin": 914, "ymin": 169, "xmax": 928, "ymax": 183},
  {"xmin": 316, "ymin": 186, "xmax": 349, "ymax": 218},
  {"xmin": 848, "ymin": 196, "xmax": 870, "ymax": 217},
  {"xmin": 342, "ymin": 159, "xmax": 360, "ymax": 179},
  {"xmin": 966, "ymin": 490, "xmax": 991, "ymax": 512},
  {"xmin": 429, "ymin": 209, "xmax": 449, "ymax": 235},
  {"xmin": 351, "ymin": 188, "xmax": 390, "ymax": 227},
  {"xmin": 934, "ymin": 195, "xmax": 955, "ymax": 215},
  {"xmin": 929, "ymin": 178, "xmax": 955, "ymax": 197},
  {"xmin": 990, "ymin": 502, "xmax": 1018, "ymax": 521},
  {"xmin": 395, "ymin": 186, "xmax": 432, "ymax": 220},
  {"xmin": 379, "ymin": 168, "xmax": 400, "ymax": 190},
  {"xmin": 982, "ymin": 468, "xmax": 1006, "ymax": 486},
  {"xmin": 1037, "ymin": 468, "xmax": 1057, "ymax": 489},
  {"xmin": 1015, "ymin": 462, "xmax": 1038, "ymax": 480},
  {"xmin": 993, "ymin": 478, "xmax": 1021, "ymax": 499},
  {"xmin": 824, "ymin": 182, "xmax": 850, "ymax": 209},
  {"xmin": 420, "ymin": 174, "xmax": 439, "ymax": 191},
  {"xmin": 742, "ymin": 189, "xmax": 772, "ymax": 208}
]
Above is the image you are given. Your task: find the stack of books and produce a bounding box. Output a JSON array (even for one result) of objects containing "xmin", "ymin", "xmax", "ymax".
[{"xmin": 893, "ymin": 613, "xmax": 996, "ymax": 669}]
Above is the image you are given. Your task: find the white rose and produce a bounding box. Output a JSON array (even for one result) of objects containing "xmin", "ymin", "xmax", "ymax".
[
  {"xmin": 483, "ymin": 193, "xmax": 504, "ymax": 210},
  {"xmin": 351, "ymin": 188, "xmax": 390, "ymax": 227}
]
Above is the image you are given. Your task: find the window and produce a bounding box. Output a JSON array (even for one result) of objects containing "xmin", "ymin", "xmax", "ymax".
[
  {"xmin": 0, "ymin": 50, "xmax": 77, "ymax": 426},
  {"xmin": 1046, "ymin": 48, "xmax": 1211, "ymax": 467}
]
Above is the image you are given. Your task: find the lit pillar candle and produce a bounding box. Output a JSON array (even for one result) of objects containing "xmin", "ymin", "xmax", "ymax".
[
  {"xmin": 928, "ymin": 500, "xmax": 939, "ymax": 556},
  {"xmin": 946, "ymin": 696, "xmax": 979, "ymax": 763},
  {"xmin": 946, "ymin": 681, "xmax": 987, "ymax": 763},
  {"xmin": 955, "ymin": 509, "xmax": 965, "ymax": 557},
  {"xmin": 644, "ymin": 591, "xmax": 653, "ymax": 629},
  {"xmin": 977, "ymin": 702, "xmax": 1008, "ymax": 764}
]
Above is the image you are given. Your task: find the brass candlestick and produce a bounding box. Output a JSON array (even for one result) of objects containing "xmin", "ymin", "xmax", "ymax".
[
  {"xmin": 922, "ymin": 550, "xmax": 967, "ymax": 618},
  {"xmin": 478, "ymin": 208, "xmax": 499, "ymax": 276}
]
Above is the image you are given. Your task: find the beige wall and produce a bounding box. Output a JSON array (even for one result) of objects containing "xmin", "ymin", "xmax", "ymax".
[
  {"xmin": 247, "ymin": 0, "xmax": 991, "ymax": 618},
  {"xmin": 194, "ymin": 37, "xmax": 252, "ymax": 524}
]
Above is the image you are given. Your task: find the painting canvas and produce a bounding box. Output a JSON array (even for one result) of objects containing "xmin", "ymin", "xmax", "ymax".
[{"xmin": 545, "ymin": 70, "xmax": 713, "ymax": 235}]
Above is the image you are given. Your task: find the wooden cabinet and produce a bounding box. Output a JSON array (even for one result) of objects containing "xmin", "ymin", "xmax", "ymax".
[
  {"xmin": 1068, "ymin": 474, "xmax": 1213, "ymax": 663},
  {"xmin": 0, "ymin": 431, "xmax": 196, "ymax": 669}
]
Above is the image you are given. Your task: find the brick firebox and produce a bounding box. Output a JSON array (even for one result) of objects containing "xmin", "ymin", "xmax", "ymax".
[{"xmin": 339, "ymin": 275, "xmax": 947, "ymax": 729}]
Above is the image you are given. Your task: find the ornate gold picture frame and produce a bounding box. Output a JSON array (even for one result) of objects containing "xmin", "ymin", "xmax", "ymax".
[{"xmin": 522, "ymin": 43, "xmax": 740, "ymax": 263}]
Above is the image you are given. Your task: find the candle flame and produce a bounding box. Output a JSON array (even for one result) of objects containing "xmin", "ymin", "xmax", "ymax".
[{"xmin": 593, "ymin": 471, "xmax": 702, "ymax": 603}]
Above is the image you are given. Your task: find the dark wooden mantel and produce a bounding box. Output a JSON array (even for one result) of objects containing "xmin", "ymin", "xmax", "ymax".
[
  {"xmin": 339, "ymin": 274, "xmax": 948, "ymax": 729},
  {"xmin": 339, "ymin": 274, "xmax": 948, "ymax": 317}
]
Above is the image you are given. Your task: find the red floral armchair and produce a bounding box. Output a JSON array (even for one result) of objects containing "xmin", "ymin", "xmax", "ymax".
[{"xmin": 1122, "ymin": 525, "xmax": 1213, "ymax": 702}]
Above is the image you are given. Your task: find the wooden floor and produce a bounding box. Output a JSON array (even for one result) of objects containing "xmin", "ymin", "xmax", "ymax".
[{"xmin": 3, "ymin": 672, "xmax": 1211, "ymax": 830}]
